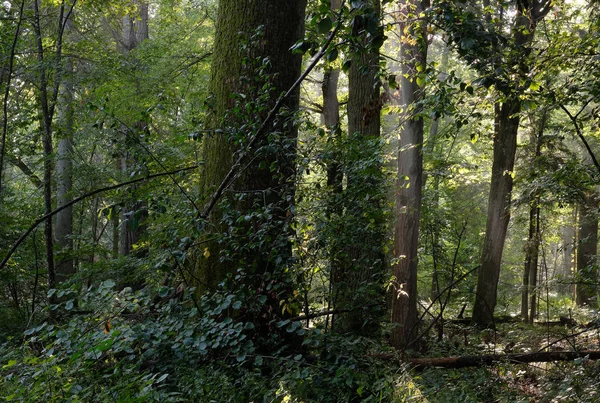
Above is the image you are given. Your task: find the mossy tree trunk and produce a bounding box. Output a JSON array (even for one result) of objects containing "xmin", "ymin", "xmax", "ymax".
[{"xmin": 196, "ymin": 0, "xmax": 306, "ymax": 295}]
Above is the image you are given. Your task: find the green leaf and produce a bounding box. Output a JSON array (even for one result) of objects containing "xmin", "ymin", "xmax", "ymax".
[
  {"xmin": 416, "ymin": 75, "xmax": 426, "ymax": 87},
  {"xmin": 2, "ymin": 360, "xmax": 17, "ymax": 369},
  {"xmin": 65, "ymin": 300, "xmax": 74, "ymax": 311},
  {"xmin": 317, "ymin": 17, "xmax": 333, "ymax": 34},
  {"xmin": 96, "ymin": 338, "xmax": 113, "ymax": 352},
  {"xmin": 342, "ymin": 59, "xmax": 352, "ymax": 73},
  {"xmin": 158, "ymin": 286, "xmax": 170, "ymax": 298},
  {"xmin": 522, "ymin": 100, "xmax": 537, "ymax": 110},
  {"xmin": 326, "ymin": 48, "xmax": 338, "ymax": 62}
]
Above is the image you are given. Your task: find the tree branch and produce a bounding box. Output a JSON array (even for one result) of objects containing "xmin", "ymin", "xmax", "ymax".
[
  {"xmin": 6, "ymin": 155, "xmax": 42, "ymax": 188},
  {"xmin": 0, "ymin": 165, "xmax": 198, "ymax": 271},
  {"xmin": 558, "ymin": 103, "xmax": 600, "ymax": 175}
]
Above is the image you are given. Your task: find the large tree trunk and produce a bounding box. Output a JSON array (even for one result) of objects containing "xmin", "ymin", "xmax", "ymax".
[
  {"xmin": 575, "ymin": 191, "xmax": 598, "ymax": 307},
  {"xmin": 472, "ymin": 1, "xmax": 550, "ymax": 326},
  {"xmin": 195, "ymin": 0, "xmax": 306, "ymax": 293},
  {"xmin": 55, "ymin": 13, "xmax": 75, "ymax": 285},
  {"xmin": 333, "ymin": 0, "xmax": 384, "ymax": 333},
  {"xmin": 391, "ymin": 0, "xmax": 428, "ymax": 349}
]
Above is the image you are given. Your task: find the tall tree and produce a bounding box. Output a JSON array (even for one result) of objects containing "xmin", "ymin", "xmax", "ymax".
[
  {"xmin": 55, "ymin": 6, "xmax": 75, "ymax": 285},
  {"xmin": 196, "ymin": 0, "xmax": 306, "ymax": 295},
  {"xmin": 32, "ymin": 0, "xmax": 70, "ymax": 295},
  {"xmin": 470, "ymin": 0, "xmax": 551, "ymax": 326},
  {"xmin": 119, "ymin": 0, "xmax": 149, "ymax": 260},
  {"xmin": 391, "ymin": 0, "xmax": 429, "ymax": 349}
]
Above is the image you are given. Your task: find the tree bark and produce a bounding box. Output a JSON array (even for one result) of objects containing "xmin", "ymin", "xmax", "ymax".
[
  {"xmin": 391, "ymin": 0, "xmax": 429, "ymax": 349},
  {"xmin": 195, "ymin": 0, "xmax": 306, "ymax": 293}
]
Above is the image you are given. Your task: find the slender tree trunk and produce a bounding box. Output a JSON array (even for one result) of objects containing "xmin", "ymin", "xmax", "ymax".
[
  {"xmin": 425, "ymin": 44, "xmax": 448, "ymax": 301},
  {"xmin": 576, "ymin": 191, "xmax": 598, "ymax": 307},
  {"xmin": 0, "ymin": 0, "xmax": 25, "ymax": 194},
  {"xmin": 195, "ymin": 0, "xmax": 306, "ymax": 294},
  {"xmin": 391, "ymin": 0, "xmax": 428, "ymax": 349},
  {"xmin": 33, "ymin": 0, "xmax": 59, "ymax": 294},
  {"xmin": 521, "ymin": 112, "xmax": 545, "ymax": 322},
  {"xmin": 321, "ymin": 0, "xmax": 343, "ymax": 331},
  {"xmin": 333, "ymin": 0, "xmax": 384, "ymax": 333}
]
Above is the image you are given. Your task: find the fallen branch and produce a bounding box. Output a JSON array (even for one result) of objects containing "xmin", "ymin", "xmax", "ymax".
[{"xmin": 407, "ymin": 350, "xmax": 600, "ymax": 370}]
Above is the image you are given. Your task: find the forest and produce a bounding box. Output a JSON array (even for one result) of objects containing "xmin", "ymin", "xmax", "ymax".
[{"xmin": 0, "ymin": 0, "xmax": 599, "ymax": 401}]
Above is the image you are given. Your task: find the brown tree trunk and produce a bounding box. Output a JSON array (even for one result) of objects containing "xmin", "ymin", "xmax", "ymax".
[
  {"xmin": 195, "ymin": 0, "xmax": 306, "ymax": 294},
  {"xmin": 391, "ymin": 0, "xmax": 428, "ymax": 349}
]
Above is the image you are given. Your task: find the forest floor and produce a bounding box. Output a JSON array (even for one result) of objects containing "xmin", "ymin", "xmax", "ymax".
[{"xmin": 405, "ymin": 316, "xmax": 600, "ymax": 402}]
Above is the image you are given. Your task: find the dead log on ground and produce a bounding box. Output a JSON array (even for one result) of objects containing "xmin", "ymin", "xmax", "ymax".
[{"xmin": 408, "ymin": 350, "xmax": 600, "ymax": 369}]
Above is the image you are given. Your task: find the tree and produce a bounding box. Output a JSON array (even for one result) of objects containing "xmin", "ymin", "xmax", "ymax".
[
  {"xmin": 55, "ymin": 5, "xmax": 76, "ymax": 285},
  {"xmin": 391, "ymin": 0, "xmax": 429, "ymax": 349},
  {"xmin": 468, "ymin": 0, "xmax": 551, "ymax": 326},
  {"xmin": 195, "ymin": 0, "xmax": 307, "ymax": 297},
  {"xmin": 32, "ymin": 0, "xmax": 70, "ymax": 296}
]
